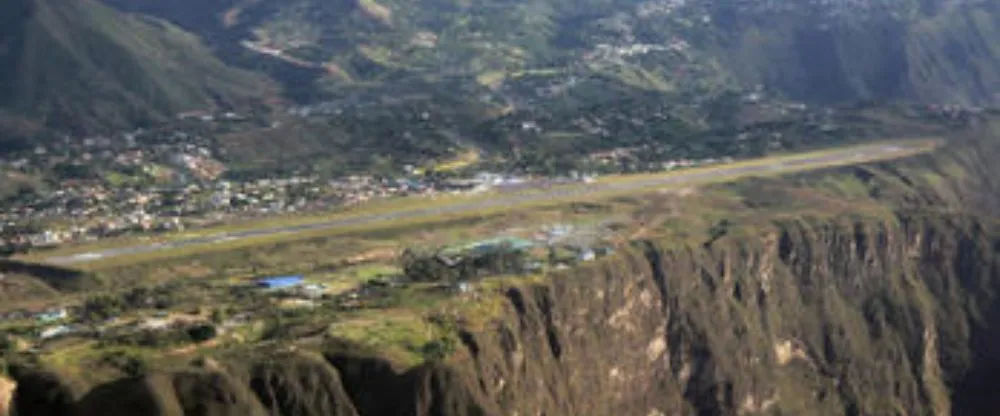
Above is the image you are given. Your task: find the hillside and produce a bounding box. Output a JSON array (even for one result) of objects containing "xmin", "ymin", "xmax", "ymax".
[
  {"xmin": 0, "ymin": 0, "xmax": 272, "ymax": 136},
  {"xmin": 68, "ymin": 0, "xmax": 993, "ymax": 178},
  {"xmin": 98, "ymin": 0, "xmax": 1000, "ymax": 107},
  {"xmin": 7, "ymin": 120, "xmax": 1000, "ymax": 415},
  {"xmin": 710, "ymin": 0, "xmax": 1000, "ymax": 105}
]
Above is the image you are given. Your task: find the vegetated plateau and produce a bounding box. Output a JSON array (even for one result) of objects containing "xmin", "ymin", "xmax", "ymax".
[{"xmin": 4, "ymin": 118, "xmax": 1000, "ymax": 416}]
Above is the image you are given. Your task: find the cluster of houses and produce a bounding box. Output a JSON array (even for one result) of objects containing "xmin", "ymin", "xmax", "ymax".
[
  {"xmin": 240, "ymin": 221, "xmax": 617, "ymax": 304},
  {"xmin": 2, "ymin": 67, "xmax": 889, "ymax": 256},
  {"xmin": 635, "ymin": 0, "xmax": 690, "ymax": 18},
  {"xmin": 1, "ymin": 305, "xmax": 218, "ymax": 348},
  {"xmin": 0, "ymin": 162, "xmax": 606, "ymax": 253},
  {"xmin": 0, "ymin": 307, "xmax": 74, "ymax": 341}
]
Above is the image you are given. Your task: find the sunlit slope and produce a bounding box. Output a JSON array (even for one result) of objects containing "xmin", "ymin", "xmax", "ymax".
[{"xmin": 0, "ymin": 0, "xmax": 271, "ymax": 134}]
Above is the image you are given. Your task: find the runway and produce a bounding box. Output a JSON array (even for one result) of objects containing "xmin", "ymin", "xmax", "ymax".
[{"xmin": 41, "ymin": 142, "xmax": 929, "ymax": 266}]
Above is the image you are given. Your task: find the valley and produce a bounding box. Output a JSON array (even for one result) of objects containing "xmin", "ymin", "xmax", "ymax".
[
  {"xmin": 2, "ymin": 117, "xmax": 1000, "ymax": 415},
  {"xmin": 1, "ymin": 0, "xmax": 999, "ymax": 415}
]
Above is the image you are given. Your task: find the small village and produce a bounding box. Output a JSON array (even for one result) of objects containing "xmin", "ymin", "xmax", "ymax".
[{"xmin": 3, "ymin": 91, "xmax": 987, "ymax": 256}]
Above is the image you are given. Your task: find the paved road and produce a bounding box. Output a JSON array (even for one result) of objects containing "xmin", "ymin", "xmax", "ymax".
[{"xmin": 43, "ymin": 143, "xmax": 923, "ymax": 265}]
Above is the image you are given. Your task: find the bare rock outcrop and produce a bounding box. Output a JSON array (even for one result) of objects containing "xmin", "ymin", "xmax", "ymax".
[{"xmin": 0, "ymin": 376, "xmax": 14, "ymax": 416}]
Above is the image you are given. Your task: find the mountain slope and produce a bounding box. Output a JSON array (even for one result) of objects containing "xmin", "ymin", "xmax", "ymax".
[
  {"xmin": 101, "ymin": 0, "xmax": 1000, "ymax": 108},
  {"xmin": 0, "ymin": 0, "xmax": 272, "ymax": 135},
  {"xmin": 711, "ymin": 0, "xmax": 1000, "ymax": 105}
]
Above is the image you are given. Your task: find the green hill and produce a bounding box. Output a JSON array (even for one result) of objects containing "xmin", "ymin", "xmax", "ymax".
[{"xmin": 0, "ymin": 0, "xmax": 272, "ymax": 135}]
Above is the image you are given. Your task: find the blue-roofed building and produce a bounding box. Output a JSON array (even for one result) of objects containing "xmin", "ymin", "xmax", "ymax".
[
  {"xmin": 256, "ymin": 275, "xmax": 304, "ymax": 289},
  {"xmin": 465, "ymin": 237, "xmax": 535, "ymax": 255}
]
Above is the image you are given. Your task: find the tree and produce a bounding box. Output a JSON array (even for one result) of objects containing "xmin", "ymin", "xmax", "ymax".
[
  {"xmin": 420, "ymin": 337, "xmax": 457, "ymax": 362},
  {"xmin": 401, "ymin": 249, "xmax": 454, "ymax": 282},
  {"xmin": 187, "ymin": 325, "xmax": 218, "ymax": 343},
  {"xmin": 123, "ymin": 286, "xmax": 153, "ymax": 308},
  {"xmin": 100, "ymin": 351, "xmax": 149, "ymax": 377},
  {"xmin": 0, "ymin": 335, "xmax": 13, "ymax": 354},
  {"xmin": 51, "ymin": 162, "xmax": 98, "ymax": 180},
  {"xmin": 704, "ymin": 91, "xmax": 742, "ymax": 129},
  {"xmin": 84, "ymin": 294, "xmax": 124, "ymax": 321},
  {"xmin": 473, "ymin": 246, "xmax": 527, "ymax": 276},
  {"xmin": 211, "ymin": 308, "xmax": 227, "ymax": 324},
  {"xmin": 705, "ymin": 219, "xmax": 732, "ymax": 247}
]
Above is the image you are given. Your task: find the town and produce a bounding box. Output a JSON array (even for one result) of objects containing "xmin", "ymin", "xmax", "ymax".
[
  {"xmin": 2, "ymin": 97, "xmax": 985, "ymax": 255},
  {"xmin": 0, "ymin": 106, "xmax": 746, "ymax": 255}
]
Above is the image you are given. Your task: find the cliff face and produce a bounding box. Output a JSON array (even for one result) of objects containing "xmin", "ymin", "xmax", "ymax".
[
  {"xmin": 441, "ymin": 214, "xmax": 997, "ymax": 416},
  {"xmin": 24, "ymin": 214, "xmax": 994, "ymax": 416},
  {"xmin": 12, "ymin": 131, "xmax": 1000, "ymax": 415},
  {"xmin": 0, "ymin": 376, "xmax": 13, "ymax": 416}
]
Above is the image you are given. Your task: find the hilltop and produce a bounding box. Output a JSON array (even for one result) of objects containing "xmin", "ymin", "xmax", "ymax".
[{"xmin": 0, "ymin": 0, "xmax": 273, "ymax": 139}]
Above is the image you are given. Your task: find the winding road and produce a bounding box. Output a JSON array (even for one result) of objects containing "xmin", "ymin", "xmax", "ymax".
[{"xmin": 42, "ymin": 142, "xmax": 931, "ymax": 266}]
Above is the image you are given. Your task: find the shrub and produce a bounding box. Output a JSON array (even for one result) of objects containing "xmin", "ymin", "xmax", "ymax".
[
  {"xmin": 99, "ymin": 351, "xmax": 149, "ymax": 377},
  {"xmin": 420, "ymin": 337, "xmax": 456, "ymax": 362},
  {"xmin": 187, "ymin": 325, "xmax": 218, "ymax": 343},
  {"xmin": 84, "ymin": 294, "xmax": 124, "ymax": 321}
]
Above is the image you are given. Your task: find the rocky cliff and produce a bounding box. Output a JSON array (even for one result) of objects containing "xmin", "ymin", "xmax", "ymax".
[
  {"xmin": 0, "ymin": 376, "xmax": 13, "ymax": 416},
  {"xmin": 11, "ymin": 128, "xmax": 1000, "ymax": 415}
]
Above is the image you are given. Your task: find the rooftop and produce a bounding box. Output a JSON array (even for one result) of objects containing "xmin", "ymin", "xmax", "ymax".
[{"xmin": 256, "ymin": 275, "xmax": 305, "ymax": 288}]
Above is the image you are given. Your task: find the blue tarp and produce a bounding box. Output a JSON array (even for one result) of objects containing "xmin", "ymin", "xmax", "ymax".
[{"xmin": 256, "ymin": 275, "xmax": 304, "ymax": 289}]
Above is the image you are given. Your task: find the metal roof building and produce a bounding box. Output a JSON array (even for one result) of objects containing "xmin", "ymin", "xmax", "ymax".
[
  {"xmin": 256, "ymin": 275, "xmax": 304, "ymax": 289},
  {"xmin": 466, "ymin": 237, "xmax": 535, "ymax": 254}
]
